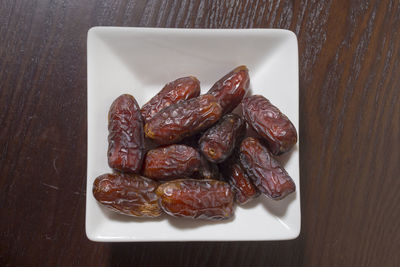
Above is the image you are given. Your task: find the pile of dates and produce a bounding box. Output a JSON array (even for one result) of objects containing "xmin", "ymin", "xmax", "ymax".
[{"xmin": 93, "ymin": 66, "xmax": 297, "ymax": 221}]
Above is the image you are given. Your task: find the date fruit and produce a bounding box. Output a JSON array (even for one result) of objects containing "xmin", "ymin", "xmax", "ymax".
[
  {"xmin": 144, "ymin": 95, "xmax": 222, "ymax": 144},
  {"xmin": 207, "ymin": 65, "xmax": 250, "ymax": 114},
  {"xmin": 242, "ymin": 95, "xmax": 297, "ymax": 155},
  {"xmin": 195, "ymin": 155, "xmax": 222, "ymax": 180},
  {"xmin": 141, "ymin": 76, "xmax": 200, "ymax": 123},
  {"xmin": 143, "ymin": 144, "xmax": 201, "ymax": 180},
  {"xmin": 239, "ymin": 137, "xmax": 295, "ymax": 200},
  {"xmin": 156, "ymin": 179, "xmax": 234, "ymax": 220},
  {"xmin": 93, "ymin": 173, "xmax": 162, "ymax": 217},
  {"xmin": 220, "ymin": 158, "xmax": 259, "ymax": 204},
  {"xmin": 108, "ymin": 94, "xmax": 145, "ymax": 173},
  {"xmin": 199, "ymin": 113, "xmax": 245, "ymax": 163}
]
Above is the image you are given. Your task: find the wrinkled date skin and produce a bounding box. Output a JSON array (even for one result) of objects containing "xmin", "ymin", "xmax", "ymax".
[
  {"xmin": 239, "ymin": 137, "xmax": 295, "ymax": 200},
  {"xmin": 179, "ymin": 132, "xmax": 203, "ymax": 148},
  {"xmin": 93, "ymin": 173, "xmax": 162, "ymax": 217},
  {"xmin": 207, "ymin": 65, "xmax": 250, "ymax": 114},
  {"xmin": 220, "ymin": 158, "xmax": 259, "ymax": 204},
  {"xmin": 156, "ymin": 179, "xmax": 234, "ymax": 220},
  {"xmin": 242, "ymin": 95, "xmax": 297, "ymax": 155},
  {"xmin": 108, "ymin": 94, "xmax": 145, "ymax": 173},
  {"xmin": 143, "ymin": 144, "xmax": 201, "ymax": 180},
  {"xmin": 199, "ymin": 113, "xmax": 245, "ymax": 163},
  {"xmin": 195, "ymin": 154, "xmax": 222, "ymax": 180},
  {"xmin": 144, "ymin": 95, "xmax": 222, "ymax": 144},
  {"xmin": 141, "ymin": 76, "xmax": 200, "ymax": 124}
]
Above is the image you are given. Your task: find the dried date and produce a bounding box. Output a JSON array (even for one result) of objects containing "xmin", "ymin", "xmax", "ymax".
[
  {"xmin": 195, "ymin": 154, "xmax": 222, "ymax": 180},
  {"xmin": 239, "ymin": 137, "xmax": 295, "ymax": 200},
  {"xmin": 156, "ymin": 179, "xmax": 234, "ymax": 220},
  {"xmin": 199, "ymin": 113, "xmax": 245, "ymax": 163},
  {"xmin": 108, "ymin": 94, "xmax": 145, "ymax": 173},
  {"xmin": 143, "ymin": 144, "xmax": 201, "ymax": 180},
  {"xmin": 220, "ymin": 157, "xmax": 259, "ymax": 204},
  {"xmin": 93, "ymin": 173, "xmax": 162, "ymax": 217},
  {"xmin": 207, "ymin": 65, "xmax": 250, "ymax": 114},
  {"xmin": 144, "ymin": 95, "xmax": 222, "ymax": 144},
  {"xmin": 179, "ymin": 132, "xmax": 203, "ymax": 148},
  {"xmin": 141, "ymin": 76, "xmax": 200, "ymax": 123},
  {"xmin": 242, "ymin": 95, "xmax": 297, "ymax": 155}
]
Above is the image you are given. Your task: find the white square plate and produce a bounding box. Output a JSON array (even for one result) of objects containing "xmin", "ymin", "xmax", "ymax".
[{"xmin": 86, "ymin": 27, "xmax": 300, "ymax": 242}]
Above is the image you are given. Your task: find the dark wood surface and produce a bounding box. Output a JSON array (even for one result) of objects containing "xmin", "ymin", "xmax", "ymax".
[{"xmin": 1, "ymin": 0, "xmax": 399, "ymax": 266}]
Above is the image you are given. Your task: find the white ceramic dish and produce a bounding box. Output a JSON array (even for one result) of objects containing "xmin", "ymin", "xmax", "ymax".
[{"xmin": 86, "ymin": 27, "xmax": 300, "ymax": 242}]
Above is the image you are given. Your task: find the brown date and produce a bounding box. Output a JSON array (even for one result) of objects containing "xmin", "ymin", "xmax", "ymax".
[
  {"xmin": 108, "ymin": 94, "xmax": 145, "ymax": 173},
  {"xmin": 220, "ymin": 157, "xmax": 259, "ymax": 204},
  {"xmin": 144, "ymin": 94, "xmax": 222, "ymax": 145},
  {"xmin": 239, "ymin": 137, "xmax": 295, "ymax": 200},
  {"xmin": 199, "ymin": 113, "xmax": 245, "ymax": 163},
  {"xmin": 242, "ymin": 95, "xmax": 297, "ymax": 155},
  {"xmin": 141, "ymin": 76, "xmax": 200, "ymax": 124},
  {"xmin": 207, "ymin": 65, "xmax": 250, "ymax": 114},
  {"xmin": 195, "ymin": 154, "xmax": 222, "ymax": 180},
  {"xmin": 156, "ymin": 179, "xmax": 234, "ymax": 220},
  {"xmin": 92, "ymin": 173, "xmax": 162, "ymax": 217},
  {"xmin": 143, "ymin": 144, "xmax": 201, "ymax": 180}
]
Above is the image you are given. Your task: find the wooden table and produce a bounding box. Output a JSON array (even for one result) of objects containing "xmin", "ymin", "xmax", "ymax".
[{"xmin": 1, "ymin": 1, "xmax": 399, "ymax": 266}]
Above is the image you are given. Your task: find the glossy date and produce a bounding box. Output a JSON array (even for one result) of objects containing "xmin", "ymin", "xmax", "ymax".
[
  {"xmin": 199, "ymin": 113, "xmax": 245, "ymax": 163},
  {"xmin": 242, "ymin": 95, "xmax": 297, "ymax": 155},
  {"xmin": 156, "ymin": 179, "xmax": 234, "ymax": 220},
  {"xmin": 143, "ymin": 144, "xmax": 201, "ymax": 180},
  {"xmin": 239, "ymin": 137, "xmax": 295, "ymax": 200},
  {"xmin": 220, "ymin": 157, "xmax": 259, "ymax": 204},
  {"xmin": 144, "ymin": 95, "xmax": 222, "ymax": 144},
  {"xmin": 141, "ymin": 76, "xmax": 200, "ymax": 124},
  {"xmin": 195, "ymin": 154, "xmax": 222, "ymax": 180},
  {"xmin": 93, "ymin": 173, "xmax": 162, "ymax": 217},
  {"xmin": 108, "ymin": 94, "xmax": 145, "ymax": 173},
  {"xmin": 207, "ymin": 65, "xmax": 250, "ymax": 114}
]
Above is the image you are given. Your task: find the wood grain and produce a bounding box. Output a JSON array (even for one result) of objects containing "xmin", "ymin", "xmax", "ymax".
[{"xmin": 1, "ymin": 0, "xmax": 399, "ymax": 266}]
